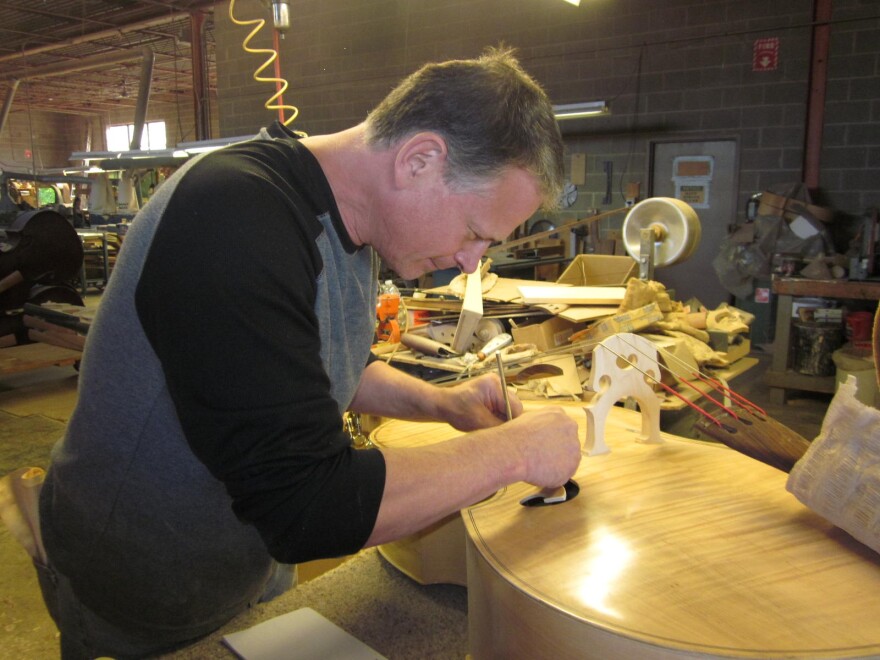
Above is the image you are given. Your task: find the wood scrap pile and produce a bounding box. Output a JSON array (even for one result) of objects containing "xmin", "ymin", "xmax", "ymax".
[
  {"xmin": 377, "ymin": 254, "xmax": 757, "ymax": 410},
  {"xmin": 19, "ymin": 302, "xmax": 92, "ymax": 352}
]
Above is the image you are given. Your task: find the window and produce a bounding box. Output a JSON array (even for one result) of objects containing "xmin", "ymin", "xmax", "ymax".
[
  {"xmin": 37, "ymin": 186, "xmax": 57, "ymax": 206},
  {"xmin": 106, "ymin": 121, "xmax": 167, "ymax": 151}
]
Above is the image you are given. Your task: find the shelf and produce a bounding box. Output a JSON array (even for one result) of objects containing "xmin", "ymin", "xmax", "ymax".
[
  {"xmin": 765, "ymin": 369, "xmax": 836, "ymax": 395},
  {"xmin": 77, "ymin": 230, "xmax": 110, "ymax": 294},
  {"xmin": 768, "ymin": 277, "xmax": 880, "ymax": 405},
  {"xmin": 772, "ymin": 278, "xmax": 880, "ymax": 300}
]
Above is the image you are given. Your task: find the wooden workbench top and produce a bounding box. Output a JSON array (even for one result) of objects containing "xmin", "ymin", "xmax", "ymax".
[
  {"xmin": 0, "ymin": 343, "xmax": 81, "ymax": 375},
  {"xmin": 772, "ymin": 277, "xmax": 880, "ymax": 300}
]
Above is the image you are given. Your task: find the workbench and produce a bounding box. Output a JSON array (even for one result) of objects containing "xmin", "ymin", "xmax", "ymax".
[
  {"xmin": 766, "ymin": 277, "xmax": 880, "ymax": 404},
  {"xmin": 0, "ymin": 343, "xmax": 81, "ymax": 375}
]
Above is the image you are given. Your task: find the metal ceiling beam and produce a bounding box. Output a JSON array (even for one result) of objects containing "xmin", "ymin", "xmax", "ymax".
[
  {"xmin": 0, "ymin": 6, "xmax": 212, "ymax": 65},
  {"xmin": 129, "ymin": 49, "xmax": 156, "ymax": 150},
  {"xmin": 191, "ymin": 11, "xmax": 210, "ymax": 140},
  {"xmin": 0, "ymin": 49, "xmax": 145, "ymax": 83}
]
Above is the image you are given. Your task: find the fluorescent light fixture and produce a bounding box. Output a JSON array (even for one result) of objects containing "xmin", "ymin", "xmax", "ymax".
[
  {"xmin": 69, "ymin": 148, "xmax": 178, "ymax": 162},
  {"xmin": 63, "ymin": 166, "xmax": 108, "ymax": 175},
  {"xmin": 176, "ymin": 135, "xmax": 253, "ymax": 154},
  {"xmin": 563, "ymin": 0, "xmax": 581, "ymax": 5},
  {"xmin": 553, "ymin": 101, "xmax": 609, "ymax": 120},
  {"xmin": 70, "ymin": 150, "xmax": 122, "ymax": 164},
  {"xmin": 68, "ymin": 136, "xmax": 255, "ymax": 170}
]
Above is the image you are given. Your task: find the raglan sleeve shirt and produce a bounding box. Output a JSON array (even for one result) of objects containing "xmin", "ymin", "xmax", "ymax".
[{"xmin": 133, "ymin": 140, "xmax": 386, "ymax": 563}]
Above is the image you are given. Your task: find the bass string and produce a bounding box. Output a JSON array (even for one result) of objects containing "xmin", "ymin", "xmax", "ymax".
[
  {"xmin": 424, "ymin": 330, "xmax": 765, "ymax": 430},
  {"xmin": 593, "ymin": 341, "xmax": 729, "ymax": 428},
  {"xmin": 613, "ymin": 333, "xmax": 766, "ymax": 418}
]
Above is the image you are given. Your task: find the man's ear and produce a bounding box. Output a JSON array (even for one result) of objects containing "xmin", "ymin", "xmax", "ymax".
[{"xmin": 393, "ymin": 132, "xmax": 448, "ymax": 189}]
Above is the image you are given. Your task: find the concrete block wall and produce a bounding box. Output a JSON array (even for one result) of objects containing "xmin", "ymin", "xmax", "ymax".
[
  {"xmin": 215, "ymin": 0, "xmax": 878, "ymax": 221},
  {"xmin": 0, "ymin": 98, "xmax": 213, "ymax": 172},
  {"xmin": 0, "ymin": 110, "xmax": 84, "ymax": 172},
  {"xmin": 823, "ymin": 0, "xmax": 880, "ymax": 213}
]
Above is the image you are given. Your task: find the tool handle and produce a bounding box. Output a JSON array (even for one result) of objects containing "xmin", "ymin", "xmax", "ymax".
[{"xmin": 495, "ymin": 352, "xmax": 513, "ymax": 421}]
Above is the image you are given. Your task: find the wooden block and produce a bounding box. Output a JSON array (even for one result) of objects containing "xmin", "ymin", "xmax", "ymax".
[
  {"xmin": 570, "ymin": 303, "xmax": 663, "ymax": 344},
  {"xmin": 558, "ymin": 306, "xmax": 617, "ymax": 323},
  {"xmin": 451, "ymin": 264, "xmax": 484, "ymax": 354},
  {"xmin": 517, "ymin": 285, "xmax": 626, "ymax": 306}
]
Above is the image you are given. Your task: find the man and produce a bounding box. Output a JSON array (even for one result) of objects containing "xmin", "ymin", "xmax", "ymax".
[{"xmin": 37, "ymin": 47, "xmax": 582, "ymax": 657}]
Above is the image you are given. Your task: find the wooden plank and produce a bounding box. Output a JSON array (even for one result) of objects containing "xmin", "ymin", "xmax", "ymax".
[
  {"xmin": 518, "ymin": 285, "xmax": 626, "ymax": 306},
  {"xmin": 0, "ymin": 343, "xmax": 81, "ymax": 375},
  {"xmin": 570, "ymin": 303, "xmax": 662, "ymax": 344},
  {"xmin": 772, "ymin": 278, "xmax": 880, "ymax": 301},
  {"xmin": 451, "ymin": 265, "xmax": 484, "ymax": 354},
  {"xmin": 423, "ymin": 277, "xmax": 571, "ymax": 303},
  {"xmin": 765, "ymin": 369, "xmax": 836, "ymax": 394},
  {"xmin": 485, "ymin": 278, "xmax": 568, "ymax": 303},
  {"xmin": 557, "ymin": 306, "xmax": 617, "ymax": 323}
]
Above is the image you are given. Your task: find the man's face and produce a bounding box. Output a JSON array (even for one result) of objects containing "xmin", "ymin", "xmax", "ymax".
[{"xmin": 378, "ymin": 167, "xmax": 543, "ymax": 280}]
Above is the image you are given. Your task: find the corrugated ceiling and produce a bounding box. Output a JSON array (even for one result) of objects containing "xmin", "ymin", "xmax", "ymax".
[{"xmin": 0, "ymin": 0, "xmax": 216, "ymax": 116}]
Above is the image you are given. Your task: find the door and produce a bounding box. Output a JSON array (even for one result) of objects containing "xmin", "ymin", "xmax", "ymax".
[{"xmin": 649, "ymin": 140, "xmax": 738, "ymax": 309}]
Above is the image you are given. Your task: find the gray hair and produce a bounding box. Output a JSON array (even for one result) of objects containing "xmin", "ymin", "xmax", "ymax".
[{"xmin": 365, "ymin": 46, "xmax": 564, "ymax": 209}]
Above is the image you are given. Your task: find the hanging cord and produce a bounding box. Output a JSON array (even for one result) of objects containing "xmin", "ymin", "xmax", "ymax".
[{"xmin": 228, "ymin": 0, "xmax": 299, "ymax": 127}]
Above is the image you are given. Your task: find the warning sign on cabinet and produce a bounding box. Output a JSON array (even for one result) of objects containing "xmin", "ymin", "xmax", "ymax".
[
  {"xmin": 672, "ymin": 155, "xmax": 714, "ymax": 209},
  {"xmin": 679, "ymin": 185, "xmax": 707, "ymax": 207}
]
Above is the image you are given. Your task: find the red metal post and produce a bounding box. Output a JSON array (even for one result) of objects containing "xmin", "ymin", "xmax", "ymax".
[{"xmin": 803, "ymin": 0, "xmax": 832, "ymax": 192}]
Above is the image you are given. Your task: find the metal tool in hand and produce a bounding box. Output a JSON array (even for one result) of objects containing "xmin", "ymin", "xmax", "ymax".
[
  {"xmin": 495, "ymin": 351, "xmax": 513, "ymax": 421},
  {"xmin": 496, "ymin": 351, "xmax": 568, "ymax": 505}
]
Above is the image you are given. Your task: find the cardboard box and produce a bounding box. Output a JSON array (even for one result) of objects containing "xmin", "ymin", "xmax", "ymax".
[
  {"xmin": 557, "ymin": 254, "xmax": 637, "ymax": 287},
  {"xmin": 511, "ymin": 315, "xmax": 584, "ymax": 351}
]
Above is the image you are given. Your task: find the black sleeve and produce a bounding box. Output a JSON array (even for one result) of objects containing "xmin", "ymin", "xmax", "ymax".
[{"xmin": 135, "ymin": 146, "xmax": 385, "ymax": 563}]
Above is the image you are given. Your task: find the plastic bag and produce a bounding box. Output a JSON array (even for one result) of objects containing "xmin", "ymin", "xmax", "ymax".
[{"xmin": 786, "ymin": 376, "xmax": 880, "ymax": 555}]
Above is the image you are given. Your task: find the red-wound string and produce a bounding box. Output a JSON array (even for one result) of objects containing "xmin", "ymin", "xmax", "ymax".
[
  {"xmin": 674, "ymin": 373, "xmax": 741, "ymax": 420},
  {"xmin": 651, "ymin": 377, "xmax": 727, "ymax": 427},
  {"xmin": 615, "ymin": 334, "xmax": 763, "ymax": 418},
  {"xmin": 698, "ymin": 373, "xmax": 767, "ymax": 417},
  {"xmin": 599, "ymin": 345, "xmax": 727, "ymax": 428}
]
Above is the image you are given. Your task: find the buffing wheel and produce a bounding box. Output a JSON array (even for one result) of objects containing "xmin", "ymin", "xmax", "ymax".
[{"xmin": 622, "ymin": 197, "xmax": 701, "ymax": 267}]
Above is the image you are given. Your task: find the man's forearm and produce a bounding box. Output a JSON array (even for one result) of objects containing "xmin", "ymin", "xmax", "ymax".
[
  {"xmin": 363, "ymin": 425, "xmax": 523, "ymax": 546},
  {"xmin": 348, "ymin": 360, "xmax": 445, "ymax": 421}
]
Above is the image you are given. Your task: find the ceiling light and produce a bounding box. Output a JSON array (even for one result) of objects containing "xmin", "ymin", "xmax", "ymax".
[
  {"xmin": 562, "ymin": 0, "xmax": 581, "ymax": 5},
  {"xmin": 176, "ymin": 135, "xmax": 253, "ymax": 154},
  {"xmin": 552, "ymin": 101, "xmax": 609, "ymax": 120}
]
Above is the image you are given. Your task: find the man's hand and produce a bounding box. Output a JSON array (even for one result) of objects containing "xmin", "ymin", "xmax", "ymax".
[
  {"xmin": 504, "ymin": 406, "xmax": 581, "ymax": 488},
  {"xmin": 366, "ymin": 402, "xmax": 582, "ymax": 546},
  {"xmin": 436, "ymin": 378, "xmax": 581, "ymax": 487},
  {"xmin": 438, "ymin": 373, "xmax": 523, "ymax": 431}
]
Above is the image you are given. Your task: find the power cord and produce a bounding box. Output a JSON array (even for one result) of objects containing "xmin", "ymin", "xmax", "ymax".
[{"xmin": 228, "ymin": 0, "xmax": 300, "ymax": 128}]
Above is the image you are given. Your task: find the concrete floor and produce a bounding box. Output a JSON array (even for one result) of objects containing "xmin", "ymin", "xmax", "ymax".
[{"xmin": 0, "ymin": 330, "xmax": 831, "ymax": 658}]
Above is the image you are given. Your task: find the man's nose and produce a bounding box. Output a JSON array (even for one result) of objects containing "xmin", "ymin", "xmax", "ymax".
[{"xmin": 455, "ymin": 240, "xmax": 492, "ymax": 274}]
